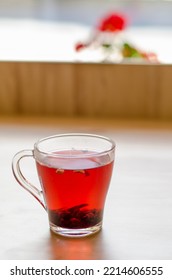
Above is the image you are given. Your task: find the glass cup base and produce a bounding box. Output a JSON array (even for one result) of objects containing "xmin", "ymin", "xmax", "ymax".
[{"xmin": 50, "ymin": 222, "xmax": 102, "ymax": 238}]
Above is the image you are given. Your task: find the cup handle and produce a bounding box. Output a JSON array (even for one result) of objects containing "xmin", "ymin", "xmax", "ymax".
[{"xmin": 12, "ymin": 149, "xmax": 46, "ymax": 210}]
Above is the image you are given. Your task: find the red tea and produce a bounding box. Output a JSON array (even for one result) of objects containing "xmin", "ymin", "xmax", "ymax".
[{"xmin": 36, "ymin": 150, "xmax": 114, "ymax": 229}]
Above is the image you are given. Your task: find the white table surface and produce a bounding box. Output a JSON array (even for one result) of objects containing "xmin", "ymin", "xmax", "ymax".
[{"xmin": 0, "ymin": 117, "xmax": 172, "ymax": 260}]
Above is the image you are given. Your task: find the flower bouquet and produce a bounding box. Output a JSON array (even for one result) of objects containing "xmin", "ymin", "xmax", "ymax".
[{"xmin": 75, "ymin": 12, "xmax": 158, "ymax": 63}]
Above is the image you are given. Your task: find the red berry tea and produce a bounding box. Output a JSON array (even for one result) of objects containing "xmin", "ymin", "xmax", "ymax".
[{"xmin": 36, "ymin": 150, "xmax": 114, "ymax": 229}]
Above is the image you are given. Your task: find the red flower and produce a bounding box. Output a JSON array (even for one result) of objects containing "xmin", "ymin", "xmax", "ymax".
[
  {"xmin": 97, "ymin": 13, "xmax": 126, "ymax": 32},
  {"xmin": 75, "ymin": 42, "xmax": 87, "ymax": 52}
]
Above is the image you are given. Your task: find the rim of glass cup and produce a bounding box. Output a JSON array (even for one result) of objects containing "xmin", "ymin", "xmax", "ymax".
[{"xmin": 34, "ymin": 133, "xmax": 116, "ymax": 158}]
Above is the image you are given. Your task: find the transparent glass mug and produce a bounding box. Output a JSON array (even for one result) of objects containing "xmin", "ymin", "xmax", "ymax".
[{"xmin": 12, "ymin": 133, "xmax": 115, "ymax": 237}]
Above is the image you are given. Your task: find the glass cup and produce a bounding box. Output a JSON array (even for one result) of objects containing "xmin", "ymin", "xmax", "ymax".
[{"xmin": 12, "ymin": 133, "xmax": 115, "ymax": 237}]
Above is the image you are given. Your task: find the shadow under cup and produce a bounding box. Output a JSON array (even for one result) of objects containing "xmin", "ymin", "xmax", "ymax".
[{"xmin": 12, "ymin": 133, "xmax": 115, "ymax": 237}]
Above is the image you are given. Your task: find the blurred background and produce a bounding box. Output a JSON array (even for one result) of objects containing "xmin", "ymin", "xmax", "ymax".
[
  {"xmin": 0, "ymin": 0, "xmax": 171, "ymax": 25},
  {"xmin": 0, "ymin": 0, "xmax": 172, "ymax": 119},
  {"xmin": 0, "ymin": 0, "xmax": 171, "ymax": 62}
]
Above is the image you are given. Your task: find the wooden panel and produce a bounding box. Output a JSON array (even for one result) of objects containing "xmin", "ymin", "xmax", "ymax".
[
  {"xmin": 0, "ymin": 62, "xmax": 171, "ymax": 119},
  {"xmin": 76, "ymin": 64, "xmax": 159, "ymax": 118},
  {"xmin": 17, "ymin": 62, "xmax": 76, "ymax": 115},
  {"xmin": 158, "ymin": 65, "xmax": 172, "ymax": 119},
  {"xmin": 17, "ymin": 63, "xmax": 44, "ymax": 114},
  {"xmin": 0, "ymin": 62, "xmax": 18, "ymax": 114}
]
